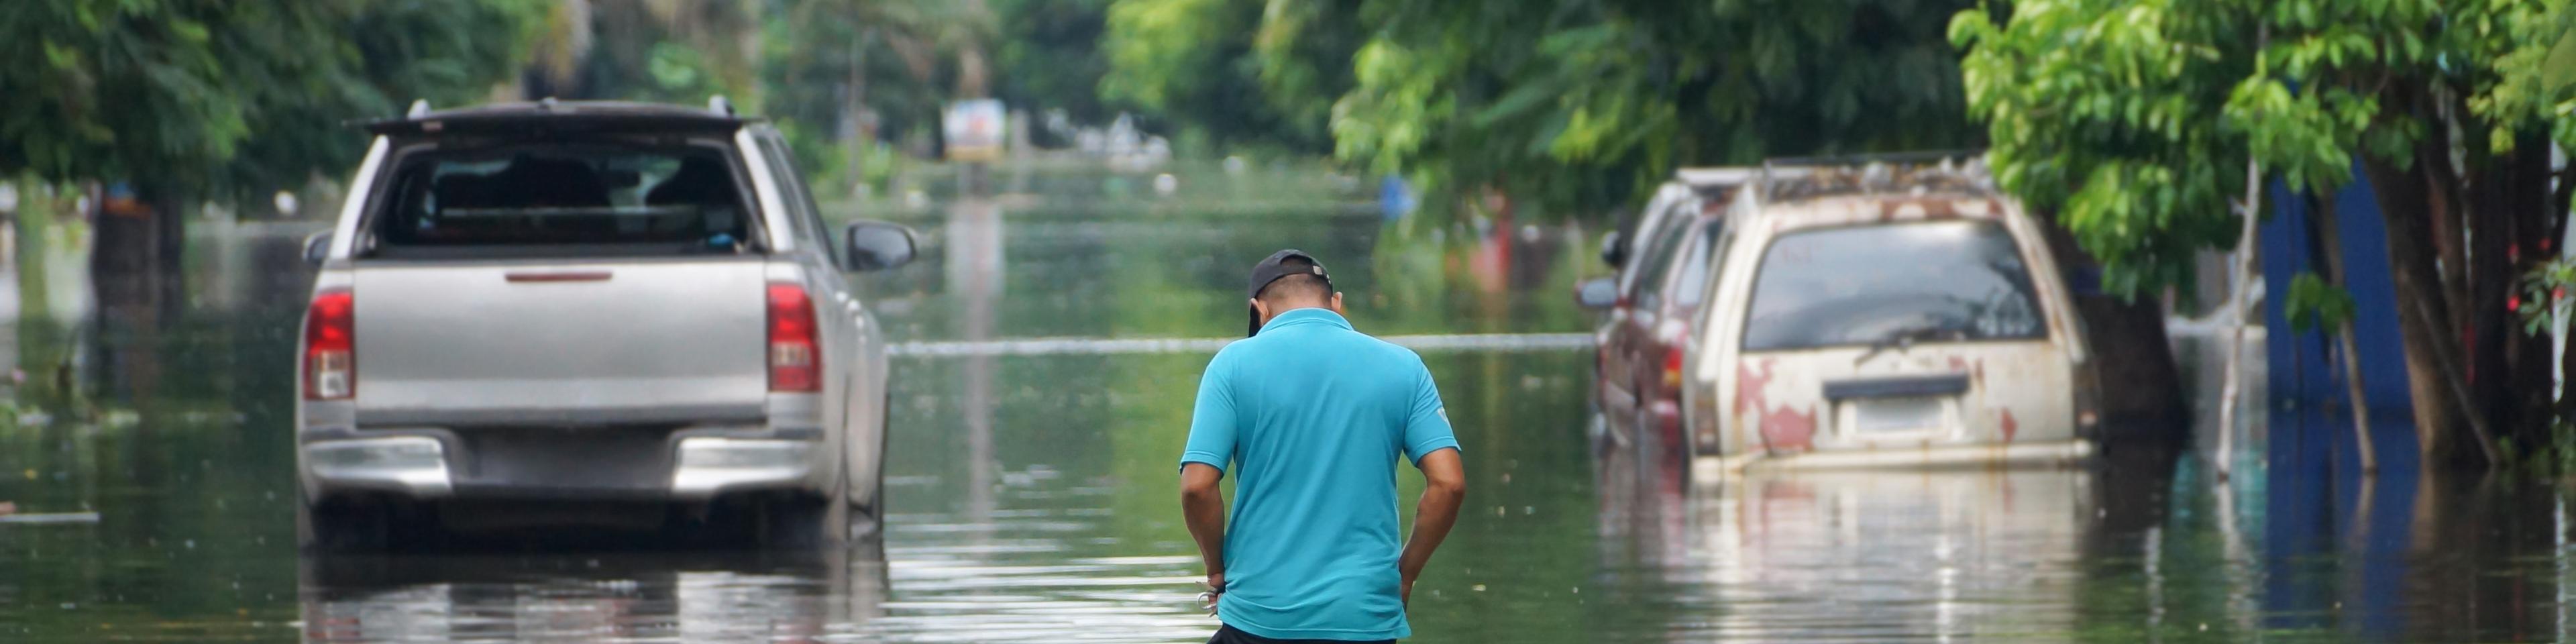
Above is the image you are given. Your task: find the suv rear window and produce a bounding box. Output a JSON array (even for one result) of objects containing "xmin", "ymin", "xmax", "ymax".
[
  {"xmin": 1741, "ymin": 221, "xmax": 2047, "ymax": 352},
  {"xmin": 366, "ymin": 142, "xmax": 756, "ymax": 256}
]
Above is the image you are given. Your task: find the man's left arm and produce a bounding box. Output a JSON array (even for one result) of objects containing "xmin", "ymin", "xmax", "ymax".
[{"xmin": 1398, "ymin": 358, "xmax": 1466, "ymax": 606}]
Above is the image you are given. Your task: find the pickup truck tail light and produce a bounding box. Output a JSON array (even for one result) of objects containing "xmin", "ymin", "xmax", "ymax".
[
  {"xmin": 304, "ymin": 289, "xmax": 356, "ymax": 400},
  {"xmin": 767, "ymin": 283, "xmax": 821, "ymax": 392}
]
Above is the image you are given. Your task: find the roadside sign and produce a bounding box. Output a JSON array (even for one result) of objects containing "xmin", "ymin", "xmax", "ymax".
[{"xmin": 945, "ymin": 99, "xmax": 1006, "ymax": 163}]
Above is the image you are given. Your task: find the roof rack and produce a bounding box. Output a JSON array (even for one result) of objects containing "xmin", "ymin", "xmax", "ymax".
[
  {"xmin": 1757, "ymin": 150, "xmax": 1992, "ymax": 202},
  {"xmin": 708, "ymin": 95, "xmax": 735, "ymax": 116},
  {"xmin": 1672, "ymin": 166, "xmax": 1756, "ymax": 184},
  {"xmin": 1761, "ymin": 149, "xmax": 1985, "ymax": 168},
  {"xmin": 357, "ymin": 100, "xmax": 752, "ymax": 136},
  {"xmin": 407, "ymin": 99, "xmax": 430, "ymax": 117}
]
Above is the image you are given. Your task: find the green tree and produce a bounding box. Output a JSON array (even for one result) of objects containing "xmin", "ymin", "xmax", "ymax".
[
  {"xmin": 1102, "ymin": 0, "xmax": 1978, "ymax": 216},
  {"xmin": 763, "ymin": 0, "xmax": 996, "ymax": 192},
  {"xmin": 1, "ymin": 1, "xmax": 539, "ymax": 201},
  {"xmin": 1099, "ymin": 0, "xmax": 1353, "ymax": 156},
  {"xmin": 0, "ymin": 0, "xmax": 541, "ymax": 350},
  {"xmin": 993, "ymin": 0, "xmax": 1118, "ymax": 133},
  {"xmin": 521, "ymin": 0, "xmax": 762, "ymax": 105},
  {"xmin": 1340, "ymin": 0, "xmax": 1978, "ymax": 217},
  {"xmin": 1952, "ymin": 0, "xmax": 2576, "ymax": 468}
]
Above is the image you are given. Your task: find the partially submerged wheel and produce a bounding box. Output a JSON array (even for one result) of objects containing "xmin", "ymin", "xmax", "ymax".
[
  {"xmin": 297, "ymin": 491, "xmax": 414, "ymax": 553},
  {"xmin": 756, "ymin": 492, "xmax": 849, "ymax": 549}
]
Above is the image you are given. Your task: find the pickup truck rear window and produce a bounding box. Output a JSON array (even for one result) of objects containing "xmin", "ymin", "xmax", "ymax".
[
  {"xmin": 1741, "ymin": 221, "xmax": 2047, "ymax": 352},
  {"xmin": 367, "ymin": 143, "xmax": 757, "ymax": 256}
]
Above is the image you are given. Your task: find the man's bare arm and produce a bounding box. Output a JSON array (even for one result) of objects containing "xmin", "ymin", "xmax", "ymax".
[
  {"xmin": 1180, "ymin": 463, "xmax": 1229, "ymax": 588},
  {"xmin": 1399, "ymin": 448, "xmax": 1466, "ymax": 605}
]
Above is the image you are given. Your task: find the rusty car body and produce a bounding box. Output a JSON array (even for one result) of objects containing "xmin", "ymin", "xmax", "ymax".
[{"xmin": 1686, "ymin": 156, "xmax": 2098, "ymax": 472}]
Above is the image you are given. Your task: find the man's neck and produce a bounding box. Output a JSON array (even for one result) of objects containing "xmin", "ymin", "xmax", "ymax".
[{"xmin": 1265, "ymin": 305, "xmax": 1334, "ymax": 323}]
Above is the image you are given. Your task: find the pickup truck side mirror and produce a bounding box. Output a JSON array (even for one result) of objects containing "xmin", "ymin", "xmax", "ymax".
[
  {"xmin": 842, "ymin": 220, "xmax": 917, "ymax": 272},
  {"xmin": 1576, "ymin": 277, "xmax": 1618, "ymax": 310},
  {"xmin": 302, "ymin": 231, "xmax": 333, "ymax": 266}
]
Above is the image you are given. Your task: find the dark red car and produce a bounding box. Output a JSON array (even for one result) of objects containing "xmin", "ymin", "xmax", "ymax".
[{"xmin": 1580, "ymin": 172, "xmax": 1743, "ymax": 467}]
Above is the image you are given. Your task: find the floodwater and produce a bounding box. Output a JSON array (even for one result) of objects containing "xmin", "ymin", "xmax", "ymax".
[{"xmin": 2, "ymin": 170, "xmax": 2573, "ymax": 643}]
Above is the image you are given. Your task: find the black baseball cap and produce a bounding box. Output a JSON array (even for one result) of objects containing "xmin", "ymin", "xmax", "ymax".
[{"xmin": 1246, "ymin": 249, "xmax": 1331, "ymax": 336}]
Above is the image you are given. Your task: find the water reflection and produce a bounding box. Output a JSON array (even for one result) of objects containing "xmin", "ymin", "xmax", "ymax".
[
  {"xmin": 299, "ymin": 548, "xmax": 885, "ymax": 643},
  {"xmin": 1597, "ymin": 441, "xmax": 2110, "ymax": 641},
  {"xmin": 1589, "ymin": 434, "xmax": 2576, "ymax": 643}
]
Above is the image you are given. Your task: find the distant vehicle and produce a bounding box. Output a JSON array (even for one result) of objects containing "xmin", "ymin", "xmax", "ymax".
[
  {"xmin": 1578, "ymin": 168, "xmax": 1752, "ymax": 466},
  {"xmin": 1686, "ymin": 156, "xmax": 2100, "ymax": 470},
  {"xmin": 294, "ymin": 98, "xmax": 918, "ymax": 551},
  {"xmin": 944, "ymin": 99, "xmax": 1006, "ymax": 163}
]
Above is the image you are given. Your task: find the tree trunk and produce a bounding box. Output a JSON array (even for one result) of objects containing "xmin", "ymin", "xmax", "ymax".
[
  {"xmin": 2488, "ymin": 133, "xmax": 2561, "ymax": 448},
  {"xmin": 844, "ymin": 29, "xmax": 876, "ymax": 196},
  {"xmin": 2033, "ymin": 209, "xmax": 2187, "ymax": 434},
  {"xmin": 2361, "ymin": 153, "xmax": 2493, "ymax": 468},
  {"xmin": 2465, "ymin": 133, "xmax": 2516, "ymax": 448},
  {"xmin": 2308, "ymin": 195, "xmax": 2376, "ymax": 474},
  {"xmin": 89, "ymin": 187, "xmax": 183, "ymax": 405},
  {"xmin": 2216, "ymin": 148, "xmax": 2263, "ymax": 480},
  {"xmin": 2558, "ymin": 158, "xmax": 2576, "ymax": 422}
]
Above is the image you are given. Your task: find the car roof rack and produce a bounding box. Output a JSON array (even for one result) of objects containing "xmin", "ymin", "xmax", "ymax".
[
  {"xmin": 1672, "ymin": 166, "xmax": 1756, "ymax": 186},
  {"xmin": 1757, "ymin": 150, "xmax": 1992, "ymax": 201},
  {"xmin": 1762, "ymin": 149, "xmax": 1985, "ymax": 168},
  {"xmin": 357, "ymin": 99, "xmax": 753, "ymax": 136}
]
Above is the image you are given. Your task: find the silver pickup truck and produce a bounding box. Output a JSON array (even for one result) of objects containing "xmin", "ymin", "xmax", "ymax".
[{"xmin": 294, "ymin": 99, "xmax": 913, "ymax": 550}]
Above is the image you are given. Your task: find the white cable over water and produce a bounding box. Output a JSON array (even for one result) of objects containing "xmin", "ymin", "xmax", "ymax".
[{"xmin": 892, "ymin": 333, "xmax": 1595, "ymax": 357}]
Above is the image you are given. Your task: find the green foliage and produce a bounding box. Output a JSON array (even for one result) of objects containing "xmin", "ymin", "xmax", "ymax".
[
  {"xmin": 1346, "ymin": 1, "xmax": 1957, "ymax": 175},
  {"xmin": 0, "ymin": 1, "xmax": 543, "ymax": 202},
  {"xmin": 1100, "ymin": 0, "xmax": 1342, "ymax": 154},
  {"xmin": 2491, "ymin": 417, "xmax": 2576, "ymax": 478},
  {"xmin": 2465, "ymin": 1, "xmax": 2576, "ymax": 154},
  {"xmin": 2284, "ymin": 272, "xmax": 2356, "ymax": 333},
  {"xmin": 763, "ymin": 0, "xmax": 992, "ymax": 186},
  {"xmin": 643, "ymin": 42, "xmax": 718, "ymax": 99},
  {"xmin": 993, "ymin": 0, "xmax": 1118, "ymax": 127},
  {"xmin": 539, "ymin": 1, "xmax": 763, "ymax": 106},
  {"xmin": 1104, "ymin": 0, "xmax": 1979, "ymax": 219},
  {"xmin": 1953, "ymin": 0, "xmax": 2571, "ymax": 300},
  {"xmin": 2520, "ymin": 257, "xmax": 2576, "ymax": 337},
  {"xmin": 1342, "ymin": 0, "xmax": 1979, "ymax": 219}
]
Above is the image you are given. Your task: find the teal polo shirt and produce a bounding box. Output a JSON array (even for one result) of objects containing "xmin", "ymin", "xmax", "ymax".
[{"xmin": 1179, "ymin": 308, "xmax": 1462, "ymax": 641}]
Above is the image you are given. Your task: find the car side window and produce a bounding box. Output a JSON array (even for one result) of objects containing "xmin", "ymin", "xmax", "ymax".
[
  {"xmin": 1669, "ymin": 222, "xmax": 1726, "ymax": 308},
  {"xmin": 1617, "ymin": 199, "xmax": 1682, "ymax": 292},
  {"xmin": 754, "ymin": 133, "xmax": 838, "ymax": 266},
  {"xmin": 1631, "ymin": 219, "xmax": 1701, "ymax": 311}
]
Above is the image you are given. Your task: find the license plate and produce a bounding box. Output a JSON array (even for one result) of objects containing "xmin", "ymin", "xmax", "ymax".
[{"xmin": 1855, "ymin": 397, "xmax": 1945, "ymax": 433}]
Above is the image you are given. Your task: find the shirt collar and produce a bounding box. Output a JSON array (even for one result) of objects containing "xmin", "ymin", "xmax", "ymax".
[{"xmin": 1258, "ymin": 307, "xmax": 1353, "ymax": 334}]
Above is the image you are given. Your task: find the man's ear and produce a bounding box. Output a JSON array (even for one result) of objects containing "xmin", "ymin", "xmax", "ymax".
[
  {"xmin": 1329, "ymin": 291, "xmax": 1346, "ymax": 315},
  {"xmin": 1250, "ymin": 297, "xmax": 1270, "ymax": 321}
]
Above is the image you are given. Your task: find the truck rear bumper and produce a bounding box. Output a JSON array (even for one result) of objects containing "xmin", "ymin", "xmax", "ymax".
[
  {"xmin": 299, "ymin": 426, "xmax": 826, "ymax": 503},
  {"xmin": 306, "ymin": 436, "xmax": 453, "ymax": 497}
]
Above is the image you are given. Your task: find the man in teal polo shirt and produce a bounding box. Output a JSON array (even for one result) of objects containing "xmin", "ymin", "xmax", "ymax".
[{"xmin": 1179, "ymin": 250, "xmax": 1469, "ymax": 643}]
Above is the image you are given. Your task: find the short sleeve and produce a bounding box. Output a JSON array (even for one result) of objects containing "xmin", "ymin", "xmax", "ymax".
[
  {"xmin": 1179, "ymin": 357, "xmax": 1238, "ymax": 474},
  {"xmin": 1402, "ymin": 358, "xmax": 1462, "ymax": 466}
]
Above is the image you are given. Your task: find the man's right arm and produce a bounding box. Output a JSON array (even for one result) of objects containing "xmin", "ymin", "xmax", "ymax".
[
  {"xmin": 1179, "ymin": 354, "xmax": 1240, "ymax": 594},
  {"xmin": 1180, "ymin": 463, "xmax": 1229, "ymax": 591},
  {"xmin": 1399, "ymin": 447, "xmax": 1465, "ymax": 606}
]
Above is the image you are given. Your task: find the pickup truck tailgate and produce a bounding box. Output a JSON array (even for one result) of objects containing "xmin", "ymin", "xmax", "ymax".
[{"xmin": 351, "ymin": 259, "xmax": 771, "ymax": 425}]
